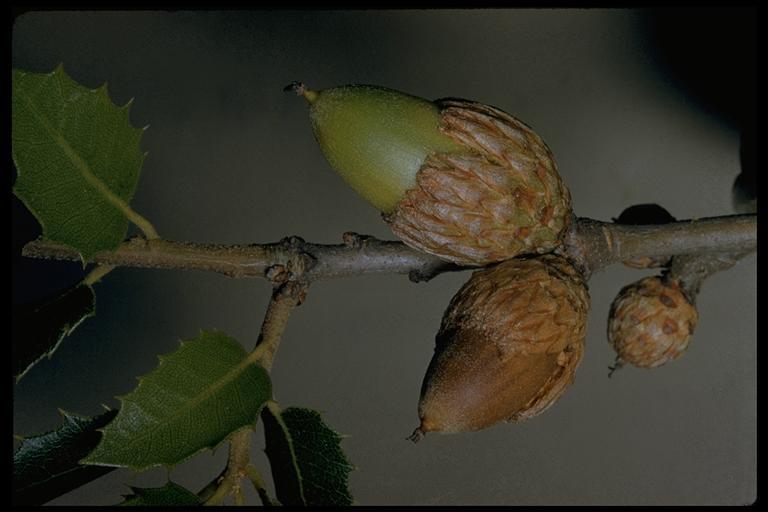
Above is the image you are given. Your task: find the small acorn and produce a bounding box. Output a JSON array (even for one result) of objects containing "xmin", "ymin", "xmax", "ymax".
[
  {"xmin": 607, "ymin": 276, "xmax": 698, "ymax": 371},
  {"xmin": 289, "ymin": 82, "xmax": 572, "ymax": 266},
  {"xmin": 410, "ymin": 255, "xmax": 590, "ymax": 440}
]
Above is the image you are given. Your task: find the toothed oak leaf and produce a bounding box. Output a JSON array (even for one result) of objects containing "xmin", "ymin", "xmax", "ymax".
[
  {"xmin": 262, "ymin": 403, "xmax": 354, "ymax": 506},
  {"xmin": 81, "ymin": 330, "xmax": 272, "ymax": 470},
  {"xmin": 13, "ymin": 409, "xmax": 118, "ymax": 506},
  {"xmin": 12, "ymin": 65, "xmax": 147, "ymax": 262}
]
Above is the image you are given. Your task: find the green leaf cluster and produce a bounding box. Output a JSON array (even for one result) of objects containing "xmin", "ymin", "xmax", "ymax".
[{"xmin": 13, "ymin": 66, "xmax": 356, "ymax": 506}]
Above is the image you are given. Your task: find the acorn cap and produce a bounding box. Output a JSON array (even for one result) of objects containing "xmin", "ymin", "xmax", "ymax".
[
  {"xmin": 414, "ymin": 255, "xmax": 589, "ymax": 437},
  {"xmin": 607, "ymin": 276, "xmax": 698, "ymax": 369},
  {"xmin": 389, "ymin": 99, "xmax": 572, "ymax": 266}
]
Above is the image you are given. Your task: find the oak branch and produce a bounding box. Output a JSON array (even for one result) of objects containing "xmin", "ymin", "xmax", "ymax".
[{"xmin": 21, "ymin": 214, "xmax": 756, "ymax": 284}]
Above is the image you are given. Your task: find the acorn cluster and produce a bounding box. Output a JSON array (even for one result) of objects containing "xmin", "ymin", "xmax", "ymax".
[{"xmin": 293, "ymin": 83, "xmax": 698, "ymax": 439}]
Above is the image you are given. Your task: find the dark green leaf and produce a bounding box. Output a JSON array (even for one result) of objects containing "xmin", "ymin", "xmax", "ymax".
[
  {"xmin": 262, "ymin": 403, "xmax": 354, "ymax": 506},
  {"xmin": 13, "ymin": 283, "xmax": 95, "ymax": 382},
  {"xmin": 82, "ymin": 330, "xmax": 272, "ymax": 470},
  {"xmin": 117, "ymin": 481, "xmax": 201, "ymax": 506},
  {"xmin": 12, "ymin": 65, "xmax": 146, "ymax": 262},
  {"xmin": 261, "ymin": 402, "xmax": 305, "ymax": 505},
  {"xmin": 13, "ymin": 408, "xmax": 118, "ymax": 506}
]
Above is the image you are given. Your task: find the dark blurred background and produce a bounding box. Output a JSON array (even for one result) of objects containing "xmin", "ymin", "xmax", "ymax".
[{"xmin": 12, "ymin": 9, "xmax": 756, "ymax": 505}]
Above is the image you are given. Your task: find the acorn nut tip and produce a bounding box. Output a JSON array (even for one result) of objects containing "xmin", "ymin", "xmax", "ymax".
[{"xmin": 284, "ymin": 81, "xmax": 318, "ymax": 103}]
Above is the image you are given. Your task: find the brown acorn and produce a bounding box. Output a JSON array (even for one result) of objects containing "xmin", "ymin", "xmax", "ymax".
[
  {"xmin": 293, "ymin": 83, "xmax": 573, "ymax": 266},
  {"xmin": 411, "ymin": 255, "xmax": 590, "ymax": 440},
  {"xmin": 607, "ymin": 276, "xmax": 698, "ymax": 370}
]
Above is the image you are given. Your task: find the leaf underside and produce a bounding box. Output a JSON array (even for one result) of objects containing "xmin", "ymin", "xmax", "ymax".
[
  {"xmin": 13, "ymin": 409, "xmax": 118, "ymax": 506},
  {"xmin": 117, "ymin": 481, "xmax": 201, "ymax": 506},
  {"xmin": 262, "ymin": 403, "xmax": 354, "ymax": 506},
  {"xmin": 13, "ymin": 283, "xmax": 96, "ymax": 382},
  {"xmin": 82, "ymin": 330, "xmax": 272, "ymax": 470},
  {"xmin": 11, "ymin": 65, "xmax": 146, "ymax": 262}
]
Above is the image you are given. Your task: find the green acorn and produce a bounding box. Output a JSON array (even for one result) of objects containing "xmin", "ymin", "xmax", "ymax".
[{"xmin": 289, "ymin": 82, "xmax": 573, "ymax": 266}]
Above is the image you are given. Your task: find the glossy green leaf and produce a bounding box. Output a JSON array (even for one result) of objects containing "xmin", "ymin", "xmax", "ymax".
[
  {"xmin": 13, "ymin": 408, "xmax": 118, "ymax": 506},
  {"xmin": 262, "ymin": 402, "xmax": 354, "ymax": 506},
  {"xmin": 82, "ymin": 330, "xmax": 272, "ymax": 470},
  {"xmin": 13, "ymin": 283, "xmax": 95, "ymax": 382},
  {"xmin": 12, "ymin": 65, "xmax": 147, "ymax": 262},
  {"xmin": 117, "ymin": 481, "xmax": 201, "ymax": 506}
]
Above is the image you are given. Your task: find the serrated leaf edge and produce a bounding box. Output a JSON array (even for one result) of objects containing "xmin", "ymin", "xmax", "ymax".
[
  {"xmin": 14, "ymin": 284, "xmax": 96, "ymax": 383},
  {"xmin": 282, "ymin": 407, "xmax": 357, "ymax": 472},
  {"xmin": 117, "ymin": 480, "xmax": 201, "ymax": 506},
  {"xmin": 12, "ymin": 64, "xmax": 154, "ymax": 262},
  {"xmin": 80, "ymin": 330, "xmax": 271, "ymax": 471}
]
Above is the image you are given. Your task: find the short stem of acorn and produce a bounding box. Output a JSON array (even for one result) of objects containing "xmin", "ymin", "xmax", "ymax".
[{"xmin": 666, "ymin": 251, "xmax": 752, "ymax": 302}]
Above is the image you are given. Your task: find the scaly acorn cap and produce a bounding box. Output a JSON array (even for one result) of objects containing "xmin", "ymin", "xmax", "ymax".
[
  {"xmin": 607, "ymin": 276, "xmax": 698, "ymax": 370},
  {"xmin": 411, "ymin": 255, "xmax": 589, "ymax": 440},
  {"xmin": 291, "ymin": 83, "xmax": 572, "ymax": 266}
]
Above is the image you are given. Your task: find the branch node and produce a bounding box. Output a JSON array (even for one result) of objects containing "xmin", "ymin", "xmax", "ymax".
[
  {"xmin": 299, "ymin": 251, "xmax": 318, "ymax": 274},
  {"xmin": 265, "ymin": 264, "xmax": 289, "ymax": 285},
  {"xmin": 277, "ymin": 280, "xmax": 309, "ymax": 305},
  {"xmin": 127, "ymin": 236, "xmax": 148, "ymax": 248},
  {"xmin": 342, "ymin": 231, "xmax": 373, "ymax": 249},
  {"xmin": 280, "ymin": 235, "xmax": 306, "ymax": 249}
]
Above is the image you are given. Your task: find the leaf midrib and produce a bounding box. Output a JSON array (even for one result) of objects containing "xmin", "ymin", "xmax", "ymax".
[
  {"xmin": 87, "ymin": 343, "xmax": 268, "ymax": 468},
  {"xmin": 16, "ymin": 86, "xmax": 135, "ymax": 224}
]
